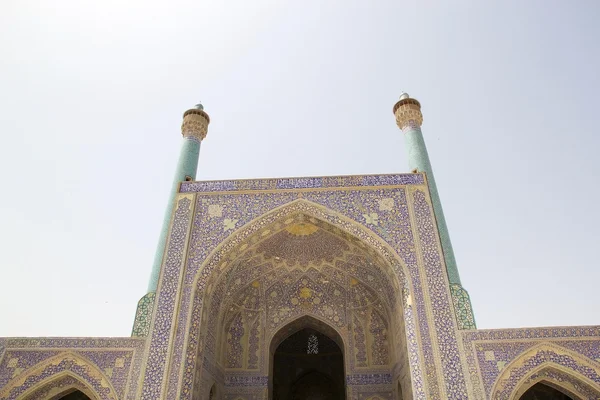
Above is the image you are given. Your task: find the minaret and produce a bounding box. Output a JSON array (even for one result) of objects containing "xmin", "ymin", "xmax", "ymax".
[
  {"xmin": 132, "ymin": 103, "xmax": 210, "ymax": 337},
  {"xmin": 393, "ymin": 93, "xmax": 476, "ymax": 329},
  {"xmin": 147, "ymin": 103, "xmax": 210, "ymax": 292}
]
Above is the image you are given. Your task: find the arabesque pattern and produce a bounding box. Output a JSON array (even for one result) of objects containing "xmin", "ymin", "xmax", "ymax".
[
  {"xmin": 515, "ymin": 367, "xmax": 600, "ymax": 400},
  {"xmin": 450, "ymin": 283, "xmax": 476, "ymax": 330},
  {"xmin": 142, "ymin": 195, "xmax": 194, "ymax": 400},
  {"xmin": 21, "ymin": 375, "xmax": 93, "ymax": 400},
  {"xmin": 131, "ymin": 292, "xmax": 156, "ymax": 337}
]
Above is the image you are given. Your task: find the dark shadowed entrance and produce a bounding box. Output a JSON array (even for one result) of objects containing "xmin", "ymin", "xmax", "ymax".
[
  {"xmin": 57, "ymin": 390, "xmax": 92, "ymax": 400},
  {"xmin": 272, "ymin": 328, "xmax": 345, "ymax": 400},
  {"xmin": 519, "ymin": 382, "xmax": 574, "ymax": 400}
]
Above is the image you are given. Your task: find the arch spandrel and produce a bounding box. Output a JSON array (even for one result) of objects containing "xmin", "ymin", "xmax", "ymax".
[
  {"xmin": 195, "ymin": 203, "xmax": 408, "ymax": 332},
  {"xmin": 188, "ymin": 199, "xmax": 414, "ymax": 355},
  {"xmin": 189, "ymin": 198, "xmax": 413, "ymax": 294},
  {"xmin": 0, "ymin": 352, "xmax": 119, "ymax": 400},
  {"xmin": 20, "ymin": 373, "xmax": 97, "ymax": 400},
  {"xmin": 199, "ymin": 208, "xmax": 404, "ymax": 369},
  {"xmin": 489, "ymin": 342, "xmax": 600, "ymax": 400},
  {"xmin": 512, "ymin": 366, "xmax": 600, "ymax": 400},
  {"xmin": 514, "ymin": 370, "xmax": 590, "ymax": 400}
]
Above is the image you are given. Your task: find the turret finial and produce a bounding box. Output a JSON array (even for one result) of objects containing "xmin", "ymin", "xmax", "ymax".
[
  {"xmin": 393, "ymin": 93, "xmax": 423, "ymax": 130},
  {"xmin": 182, "ymin": 102, "xmax": 210, "ymax": 141}
]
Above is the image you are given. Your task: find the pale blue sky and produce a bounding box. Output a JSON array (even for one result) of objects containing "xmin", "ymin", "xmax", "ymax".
[{"xmin": 0, "ymin": 1, "xmax": 598, "ymax": 337}]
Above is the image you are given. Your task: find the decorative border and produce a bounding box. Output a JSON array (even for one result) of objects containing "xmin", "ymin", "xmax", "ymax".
[
  {"xmin": 349, "ymin": 386, "xmax": 394, "ymax": 400},
  {"xmin": 411, "ymin": 189, "xmax": 467, "ymax": 398},
  {"xmin": 0, "ymin": 339, "xmax": 5, "ymax": 366},
  {"xmin": 224, "ymin": 376, "xmax": 268, "ymax": 387},
  {"xmin": 22, "ymin": 374, "xmax": 96, "ymax": 400},
  {"xmin": 223, "ymin": 387, "xmax": 267, "ymax": 400},
  {"xmin": 347, "ymin": 374, "xmax": 393, "ymax": 385},
  {"xmin": 179, "ymin": 174, "xmax": 424, "ymax": 193},
  {"xmin": 141, "ymin": 195, "xmax": 195, "ymax": 400},
  {"xmin": 512, "ymin": 366, "xmax": 600, "ymax": 400}
]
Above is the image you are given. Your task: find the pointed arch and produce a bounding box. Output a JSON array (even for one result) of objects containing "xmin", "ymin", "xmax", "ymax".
[
  {"xmin": 190, "ymin": 199, "xmax": 410, "ymax": 352},
  {"xmin": 489, "ymin": 342, "xmax": 600, "ymax": 400},
  {"xmin": 0, "ymin": 352, "xmax": 119, "ymax": 400},
  {"xmin": 268, "ymin": 314, "xmax": 346, "ymax": 356},
  {"xmin": 192, "ymin": 198, "xmax": 411, "ymax": 296},
  {"xmin": 208, "ymin": 382, "xmax": 217, "ymax": 400},
  {"xmin": 269, "ymin": 315, "xmax": 346, "ymax": 400},
  {"xmin": 513, "ymin": 367, "xmax": 592, "ymax": 400},
  {"xmin": 18, "ymin": 372, "xmax": 97, "ymax": 400},
  {"xmin": 182, "ymin": 198, "xmax": 420, "ymax": 400}
]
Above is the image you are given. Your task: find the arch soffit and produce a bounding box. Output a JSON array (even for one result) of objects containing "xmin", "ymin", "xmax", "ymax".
[
  {"xmin": 193, "ymin": 198, "xmax": 412, "ymax": 302},
  {"xmin": 0, "ymin": 351, "xmax": 119, "ymax": 400},
  {"xmin": 20, "ymin": 371, "xmax": 98, "ymax": 400},
  {"xmin": 268, "ymin": 314, "xmax": 347, "ymax": 356},
  {"xmin": 489, "ymin": 342, "xmax": 600, "ymax": 400},
  {"xmin": 512, "ymin": 369, "xmax": 587, "ymax": 400}
]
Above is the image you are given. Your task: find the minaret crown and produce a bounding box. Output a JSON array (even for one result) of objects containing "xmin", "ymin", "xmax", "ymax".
[
  {"xmin": 393, "ymin": 94, "xmax": 423, "ymax": 131},
  {"xmin": 182, "ymin": 103, "xmax": 210, "ymax": 141}
]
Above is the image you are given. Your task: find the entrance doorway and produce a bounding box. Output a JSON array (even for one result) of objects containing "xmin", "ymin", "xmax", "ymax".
[
  {"xmin": 272, "ymin": 328, "xmax": 345, "ymax": 400},
  {"xmin": 57, "ymin": 390, "xmax": 92, "ymax": 400},
  {"xmin": 519, "ymin": 382, "xmax": 574, "ymax": 400}
]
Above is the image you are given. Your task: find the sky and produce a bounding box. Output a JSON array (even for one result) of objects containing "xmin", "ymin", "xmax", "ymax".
[{"xmin": 0, "ymin": 0, "xmax": 599, "ymax": 337}]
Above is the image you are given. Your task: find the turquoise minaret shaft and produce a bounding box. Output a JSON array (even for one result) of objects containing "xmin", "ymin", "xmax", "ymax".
[
  {"xmin": 393, "ymin": 94, "xmax": 460, "ymax": 284},
  {"xmin": 132, "ymin": 104, "xmax": 210, "ymax": 336},
  {"xmin": 147, "ymin": 104, "xmax": 210, "ymax": 292},
  {"xmin": 393, "ymin": 93, "xmax": 476, "ymax": 329}
]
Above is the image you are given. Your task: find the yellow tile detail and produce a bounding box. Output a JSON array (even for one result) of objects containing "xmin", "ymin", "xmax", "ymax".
[{"xmin": 496, "ymin": 361, "xmax": 507, "ymax": 371}]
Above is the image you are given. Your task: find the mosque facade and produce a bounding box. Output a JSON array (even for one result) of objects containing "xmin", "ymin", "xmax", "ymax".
[{"xmin": 1, "ymin": 95, "xmax": 599, "ymax": 400}]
